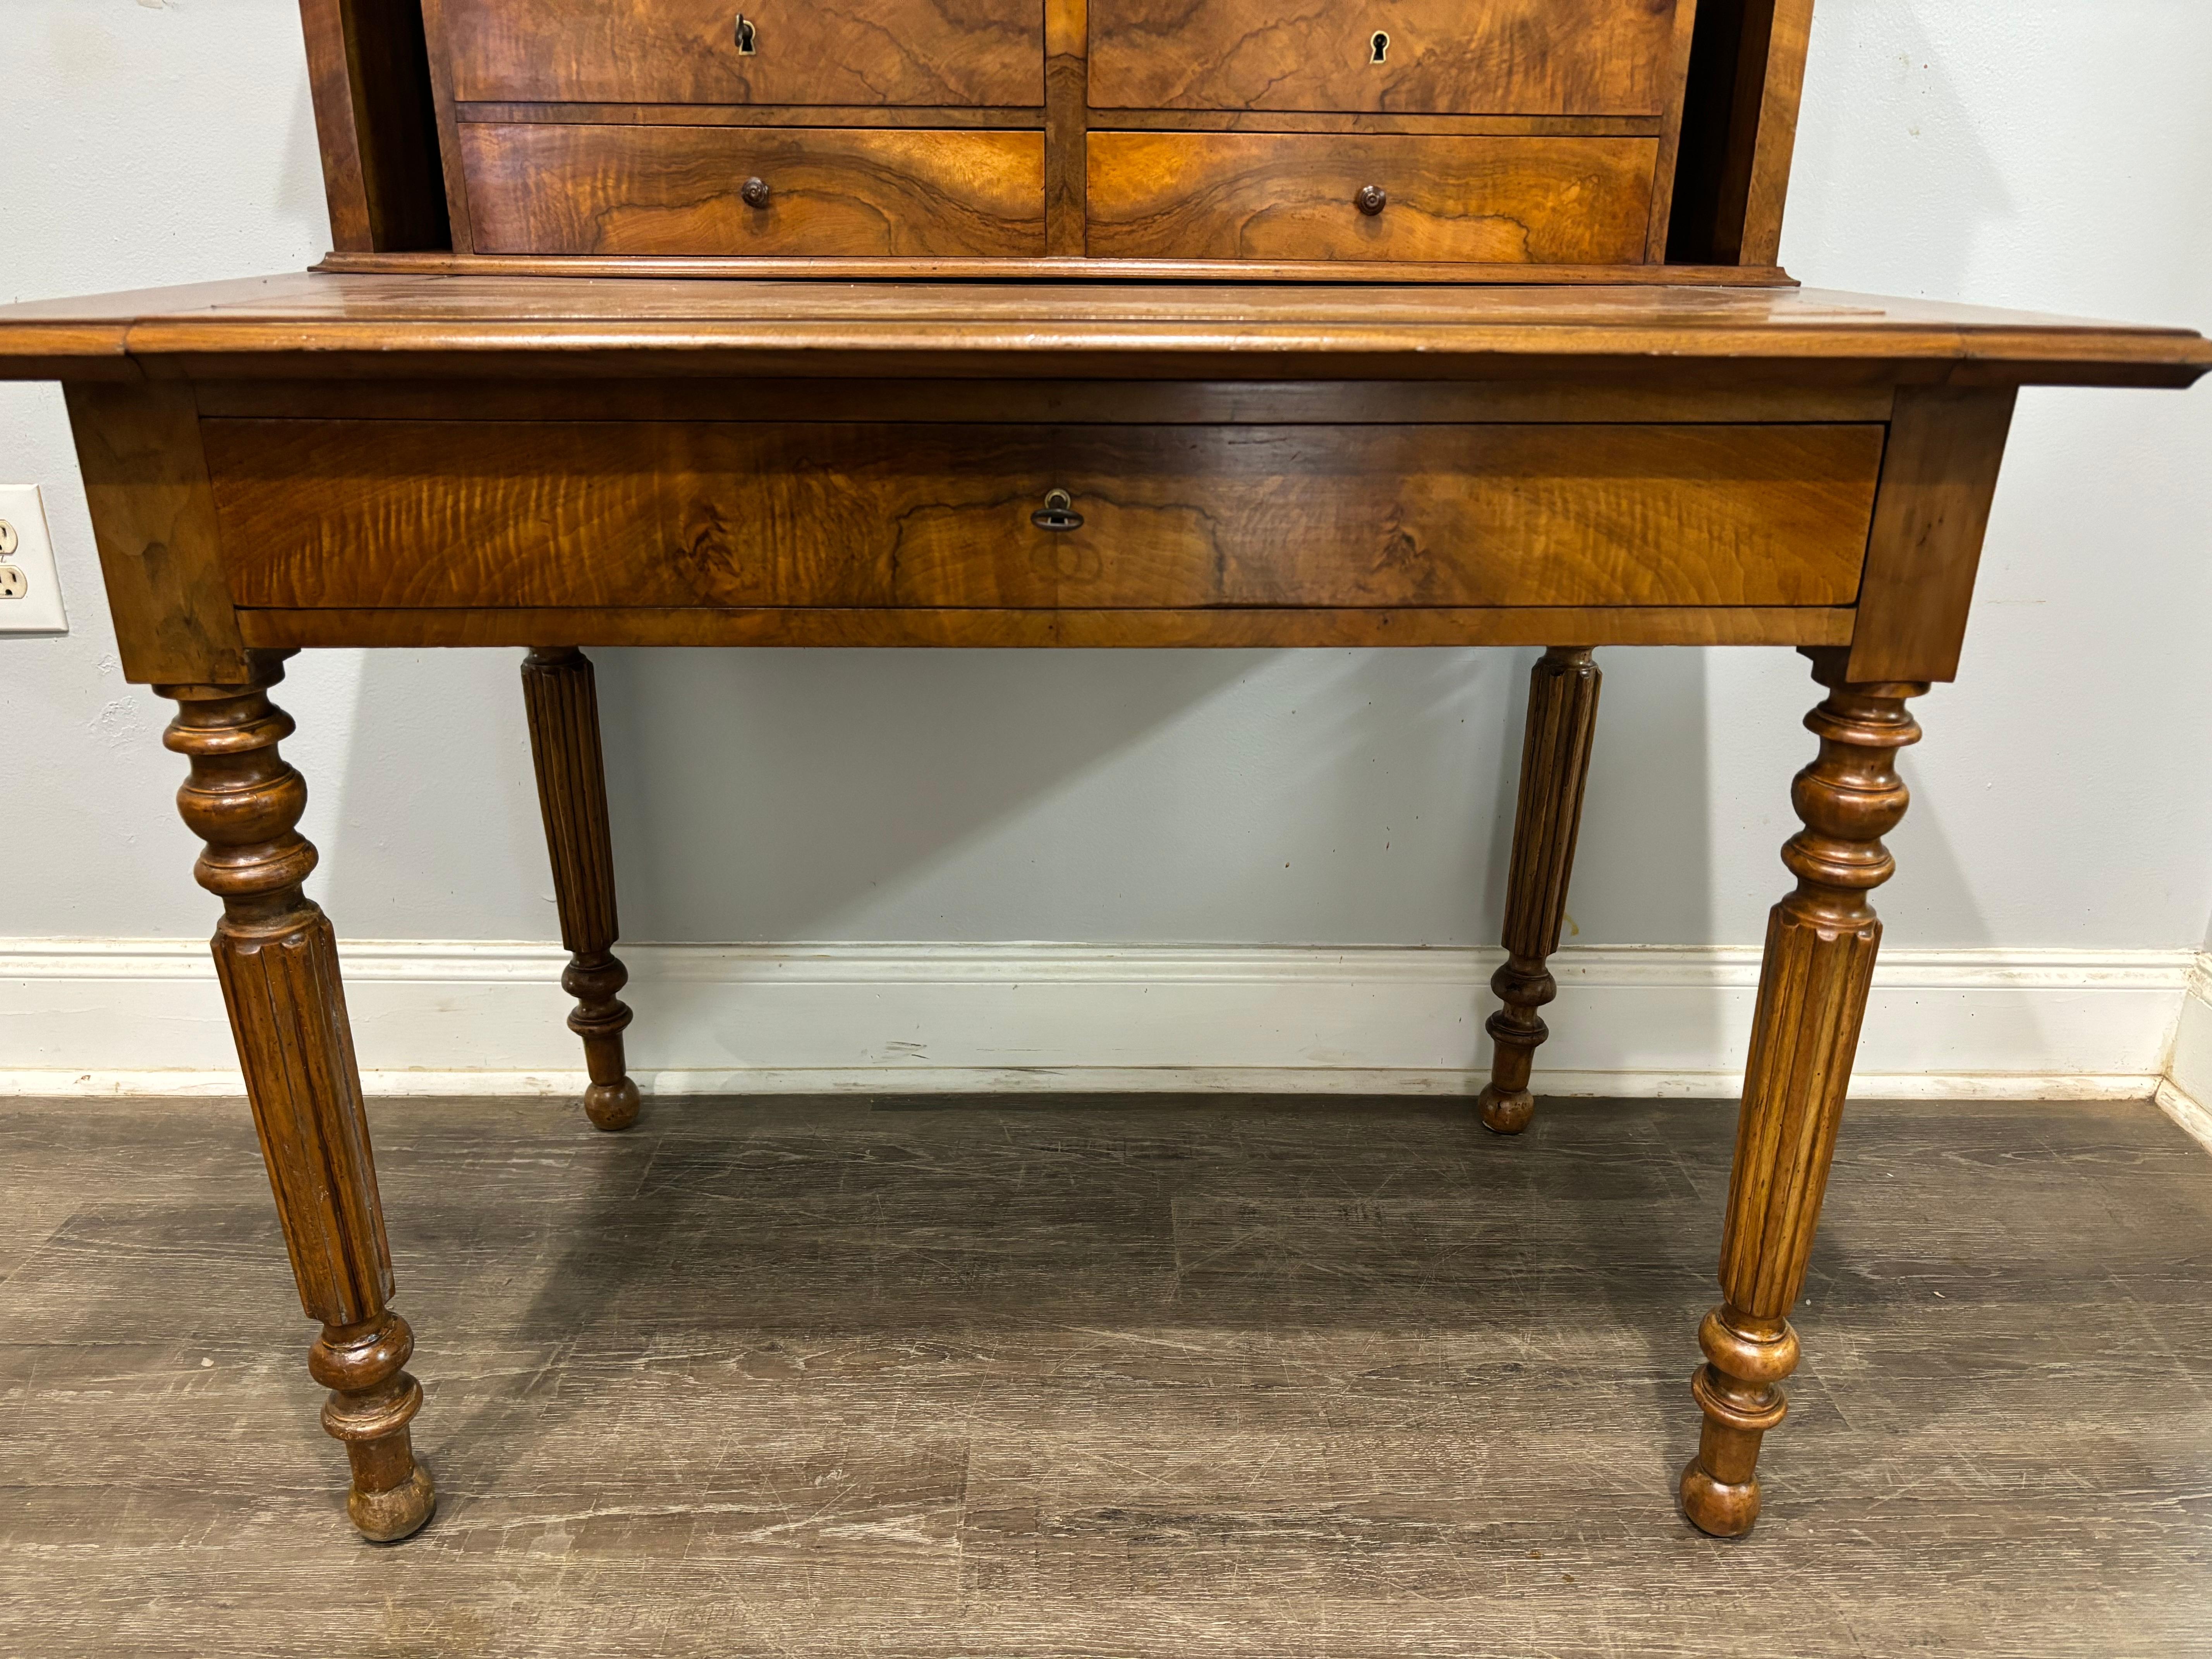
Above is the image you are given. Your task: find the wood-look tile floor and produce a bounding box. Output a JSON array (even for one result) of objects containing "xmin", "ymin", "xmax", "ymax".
[{"xmin": 2, "ymin": 1093, "xmax": 2209, "ymax": 1657}]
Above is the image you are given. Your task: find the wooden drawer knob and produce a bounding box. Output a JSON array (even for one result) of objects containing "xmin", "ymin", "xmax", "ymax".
[
  {"xmin": 1355, "ymin": 184, "xmax": 1387, "ymax": 216},
  {"xmin": 740, "ymin": 176, "xmax": 772, "ymax": 209}
]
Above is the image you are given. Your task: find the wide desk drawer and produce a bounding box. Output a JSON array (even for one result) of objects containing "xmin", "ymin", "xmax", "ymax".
[
  {"xmin": 206, "ymin": 420, "xmax": 1882, "ymax": 611},
  {"xmin": 442, "ymin": 0, "xmax": 1043, "ymax": 107},
  {"xmin": 1088, "ymin": 0, "xmax": 1682, "ymax": 115},
  {"xmin": 462, "ymin": 122, "xmax": 1046, "ymax": 257},
  {"xmin": 1085, "ymin": 132, "xmax": 1656, "ymax": 264}
]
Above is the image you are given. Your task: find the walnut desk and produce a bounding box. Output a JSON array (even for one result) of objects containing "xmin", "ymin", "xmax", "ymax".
[{"xmin": 2, "ymin": 275, "xmax": 2204, "ymax": 1545}]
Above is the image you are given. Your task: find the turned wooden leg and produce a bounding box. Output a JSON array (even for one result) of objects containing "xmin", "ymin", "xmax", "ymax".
[
  {"xmin": 1678, "ymin": 647, "xmax": 1930, "ymax": 1538},
  {"xmin": 160, "ymin": 649, "xmax": 434, "ymax": 1543},
  {"xmin": 1479, "ymin": 646, "xmax": 1602, "ymax": 1134},
  {"xmin": 521, "ymin": 646, "xmax": 639, "ymax": 1132}
]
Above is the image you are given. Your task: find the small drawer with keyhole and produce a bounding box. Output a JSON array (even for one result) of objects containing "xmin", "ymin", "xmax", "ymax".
[
  {"xmin": 442, "ymin": 0, "xmax": 1043, "ymax": 106},
  {"xmin": 1087, "ymin": 0, "xmax": 1681, "ymax": 115}
]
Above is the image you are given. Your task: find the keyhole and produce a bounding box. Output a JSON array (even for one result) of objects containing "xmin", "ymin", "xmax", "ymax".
[
  {"xmin": 735, "ymin": 14, "xmax": 757, "ymax": 53},
  {"xmin": 1370, "ymin": 30, "xmax": 1389, "ymax": 64}
]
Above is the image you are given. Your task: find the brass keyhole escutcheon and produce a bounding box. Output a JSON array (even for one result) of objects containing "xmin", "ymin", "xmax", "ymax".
[
  {"xmin": 741, "ymin": 176, "xmax": 771, "ymax": 208},
  {"xmin": 1355, "ymin": 184, "xmax": 1387, "ymax": 215},
  {"xmin": 1032, "ymin": 488, "xmax": 1084, "ymax": 532},
  {"xmin": 735, "ymin": 13, "xmax": 757, "ymax": 53},
  {"xmin": 1370, "ymin": 30, "xmax": 1389, "ymax": 63}
]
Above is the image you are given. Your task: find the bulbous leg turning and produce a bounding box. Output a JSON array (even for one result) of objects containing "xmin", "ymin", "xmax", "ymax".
[
  {"xmin": 1679, "ymin": 648, "xmax": 1929, "ymax": 1537},
  {"xmin": 315, "ymin": 1313, "xmax": 437, "ymax": 1542},
  {"xmin": 1678, "ymin": 1307, "xmax": 1796, "ymax": 1536},
  {"xmin": 1479, "ymin": 647, "xmax": 1601, "ymax": 1134}
]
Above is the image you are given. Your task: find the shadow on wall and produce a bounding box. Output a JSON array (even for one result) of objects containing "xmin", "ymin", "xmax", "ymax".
[
  {"xmin": 302, "ymin": 642, "xmax": 1759, "ymax": 962},
  {"xmin": 579, "ymin": 646, "xmax": 1545, "ymax": 946}
]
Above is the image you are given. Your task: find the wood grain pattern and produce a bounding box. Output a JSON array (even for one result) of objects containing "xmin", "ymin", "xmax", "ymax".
[
  {"xmin": 521, "ymin": 647, "xmax": 640, "ymax": 1133},
  {"xmin": 1642, "ymin": 0, "xmax": 1702, "ymax": 259},
  {"xmin": 1084, "ymin": 132, "xmax": 1656, "ymax": 264},
  {"xmin": 311, "ymin": 250, "xmax": 1791, "ymax": 285},
  {"xmin": 417, "ymin": 0, "xmax": 479, "ymax": 253},
  {"xmin": 1847, "ymin": 386, "xmax": 2018, "ymax": 685},
  {"xmin": 1045, "ymin": 0, "xmax": 1089, "ymax": 256},
  {"xmin": 158, "ymin": 652, "xmax": 434, "ymax": 1543},
  {"xmin": 299, "ymin": 0, "xmax": 376, "ymax": 251},
  {"xmin": 237, "ymin": 603, "xmax": 1858, "ymax": 651},
  {"xmin": 442, "ymin": 0, "xmax": 1043, "ymax": 106},
  {"xmin": 11, "ymin": 276, "xmax": 2207, "ymax": 388},
  {"xmin": 1733, "ymin": 0, "xmax": 1813, "ymax": 267},
  {"xmin": 462, "ymin": 123, "xmax": 1046, "ymax": 258},
  {"xmin": 458, "ymin": 100, "xmax": 1048, "ymax": 129},
  {"xmin": 1088, "ymin": 0, "xmax": 1684, "ymax": 115},
  {"xmin": 1479, "ymin": 646, "xmax": 1601, "ymax": 1135},
  {"xmin": 191, "ymin": 375, "xmax": 1902, "ymax": 427},
  {"xmin": 1070, "ymin": 109, "xmax": 1662, "ymax": 136},
  {"xmin": 61, "ymin": 383, "xmax": 249, "ymax": 687},
  {"xmin": 1679, "ymin": 647, "xmax": 1929, "ymax": 1539},
  {"xmin": 201, "ymin": 418, "xmax": 1883, "ymax": 612},
  {"xmin": 297, "ymin": 0, "xmax": 449, "ymax": 252},
  {"xmin": 1665, "ymin": 0, "xmax": 1812, "ymax": 266}
]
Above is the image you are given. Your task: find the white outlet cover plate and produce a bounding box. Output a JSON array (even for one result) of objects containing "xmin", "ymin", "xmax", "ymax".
[{"xmin": 0, "ymin": 485, "xmax": 69, "ymax": 636}]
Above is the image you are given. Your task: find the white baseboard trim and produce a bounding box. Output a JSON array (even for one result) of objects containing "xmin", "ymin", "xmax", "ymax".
[
  {"xmin": 2155, "ymin": 953, "xmax": 2212, "ymax": 1152},
  {"xmin": 7, "ymin": 1066, "xmax": 2172, "ymax": 1102},
  {"xmin": 2155, "ymin": 1081, "xmax": 2212, "ymax": 1154},
  {"xmin": 0, "ymin": 938, "xmax": 2194, "ymax": 1103}
]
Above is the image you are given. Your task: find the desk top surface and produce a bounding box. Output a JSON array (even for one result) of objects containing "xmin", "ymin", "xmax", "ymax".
[{"xmin": 3, "ymin": 274, "xmax": 2206, "ymax": 386}]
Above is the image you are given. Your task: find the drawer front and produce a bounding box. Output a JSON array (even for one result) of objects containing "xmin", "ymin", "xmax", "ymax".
[
  {"xmin": 1089, "ymin": 0, "xmax": 1681, "ymax": 115},
  {"xmin": 207, "ymin": 421, "xmax": 1881, "ymax": 613},
  {"xmin": 443, "ymin": 0, "xmax": 1043, "ymax": 107},
  {"xmin": 462, "ymin": 123, "xmax": 1047, "ymax": 257},
  {"xmin": 1086, "ymin": 132, "xmax": 1654, "ymax": 264}
]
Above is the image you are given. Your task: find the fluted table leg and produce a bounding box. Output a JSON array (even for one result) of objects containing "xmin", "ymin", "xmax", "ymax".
[
  {"xmin": 522, "ymin": 646, "xmax": 639, "ymax": 1132},
  {"xmin": 160, "ymin": 649, "xmax": 434, "ymax": 1543},
  {"xmin": 1679, "ymin": 646, "xmax": 1930, "ymax": 1537},
  {"xmin": 1479, "ymin": 646, "xmax": 1602, "ymax": 1134}
]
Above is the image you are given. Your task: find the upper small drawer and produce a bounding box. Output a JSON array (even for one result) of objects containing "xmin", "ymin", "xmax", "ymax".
[
  {"xmin": 442, "ymin": 0, "xmax": 1045, "ymax": 107},
  {"xmin": 1089, "ymin": 0, "xmax": 1682, "ymax": 116}
]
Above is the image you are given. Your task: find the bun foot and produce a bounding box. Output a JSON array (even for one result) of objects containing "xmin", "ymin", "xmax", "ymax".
[
  {"xmin": 1679, "ymin": 1458, "xmax": 1760, "ymax": 1537},
  {"xmin": 584, "ymin": 1076, "xmax": 641, "ymax": 1132},
  {"xmin": 350, "ymin": 1462, "xmax": 436, "ymax": 1542},
  {"xmin": 1477, "ymin": 1084, "xmax": 1534, "ymax": 1135}
]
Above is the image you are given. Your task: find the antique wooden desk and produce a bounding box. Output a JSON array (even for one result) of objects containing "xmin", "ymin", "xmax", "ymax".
[{"xmin": 3, "ymin": 0, "xmax": 2205, "ymax": 1549}]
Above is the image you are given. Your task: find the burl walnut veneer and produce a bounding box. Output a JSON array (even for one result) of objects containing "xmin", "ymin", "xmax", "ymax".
[{"xmin": 6, "ymin": 0, "xmax": 2207, "ymax": 1553}]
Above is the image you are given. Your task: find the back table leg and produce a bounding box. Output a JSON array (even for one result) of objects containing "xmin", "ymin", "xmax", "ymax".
[
  {"xmin": 522, "ymin": 646, "xmax": 641, "ymax": 1132},
  {"xmin": 1479, "ymin": 646, "xmax": 1602, "ymax": 1134},
  {"xmin": 160, "ymin": 650, "xmax": 435, "ymax": 1543}
]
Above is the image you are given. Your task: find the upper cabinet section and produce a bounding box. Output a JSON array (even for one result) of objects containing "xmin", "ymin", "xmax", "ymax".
[
  {"xmin": 1088, "ymin": 0, "xmax": 1683, "ymax": 117},
  {"xmin": 321, "ymin": 0, "xmax": 1815, "ymax": 275},
  {"xmin": 440, "ymin": 0, "xmax": 1046, "ymax": 107}
]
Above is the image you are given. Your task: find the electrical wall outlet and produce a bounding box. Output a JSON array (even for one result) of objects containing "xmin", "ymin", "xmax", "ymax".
[{"xmin": 0, "ymin": 485, "xmax": 69, "ymax": 636}]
